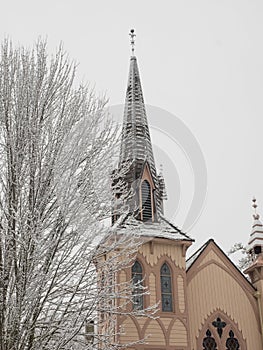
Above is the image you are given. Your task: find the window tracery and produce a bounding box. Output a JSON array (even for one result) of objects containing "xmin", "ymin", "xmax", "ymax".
[
  {"xmin": 212, "ymin": 317, "xmax": 226, "ymax": 338},
  {"xmin": 201, "ymin": 317, "xmax": 242, "ymax": 350}
]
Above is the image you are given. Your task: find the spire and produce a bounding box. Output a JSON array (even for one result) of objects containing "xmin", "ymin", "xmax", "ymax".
[
  {"xmin": 119, "ymin": 30, "xmax": 157, "ymax": 180},
  {"xmin": 247, "ymin": 198, "xmax": 263, "ymax": 259},
  {"xmin": 244, "ymin": 199, "xmax": 263, "ymax": 284},
  {"xmin": 116, "ymin": 30, "xmax": 165, "ymax": 220},
  {"xmin": 119, "ymin": 54, "xmax": 156, "ymax": 174}
]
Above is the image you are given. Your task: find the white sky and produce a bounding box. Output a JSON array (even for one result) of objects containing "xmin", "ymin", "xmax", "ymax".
[{"xmin": 1, "ymin": 0, "xmax": 263, "ymax": 256}]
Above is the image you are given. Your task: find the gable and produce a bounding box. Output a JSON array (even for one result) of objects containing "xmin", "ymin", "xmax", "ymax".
[
  {"xmin": 186, "ymin": 240, "xmax": 261, "ymax": 350},
  {"xmin": 187, "ymin": 239, "xmax": 255, "ymax": 292}
]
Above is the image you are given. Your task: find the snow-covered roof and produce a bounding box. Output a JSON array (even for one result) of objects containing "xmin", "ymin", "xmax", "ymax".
[
  {"xmin": 115, "ymin": 215, "xmax": 193, "ymax": 242},
  {"xmin": 186, "ymin": 239, "xmax": 211, "ymax": 270}
]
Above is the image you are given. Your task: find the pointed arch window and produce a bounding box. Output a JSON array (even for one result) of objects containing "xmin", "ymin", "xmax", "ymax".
[
  {"xmin": 203, "ymin": 329, "xmax": 217, "ymax": 350},
  {"xmin": 226, "ymin": 330, "xmax": 240, "ymax": 350},
  {"xmin": 160, "ymin": 262, "xmax": 173, "ymax": 312},
  {"xmin": 132, "ymin": 260, "xmax": 143, "ymax": 310},
  {"xmin": 200, "ymin": 317, "xmax": 243, "ymax": 350},
  {"xmin": 141, "ymin": 180, "xmax": 152, "ymax": 222}
]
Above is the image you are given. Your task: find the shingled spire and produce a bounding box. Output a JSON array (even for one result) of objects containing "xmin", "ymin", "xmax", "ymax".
[
  {"xmin": 114, "ymin": 30, "xmax": 166, "ymax": 223},
  {"xmin": 119, "ymin": 54, "xmax": 157, "ymax": 179}
]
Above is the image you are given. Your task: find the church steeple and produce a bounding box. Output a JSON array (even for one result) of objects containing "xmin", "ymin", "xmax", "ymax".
[
  {"xmin": 115, "ymin": 30, "xmax": 166, "ymax": 223},
  {"xmin": 247, "ymin": 198, "xmax": 263, "ymax": 260},
  {"xmin": 119, "ymin": 50, "xmax": 156, "ymax": 179}
]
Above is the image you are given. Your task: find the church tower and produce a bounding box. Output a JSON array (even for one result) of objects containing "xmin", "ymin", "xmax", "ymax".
[
  {"xmin": 112, "ymin": 29, "xmax": 166, "ymax": 224},
  {"xmin": 95, "ymin": 31, "xmax": 263, "ymax": 350},
  {"xmin": 114, "ymin": 30, "xmax": 193, "ymax": 350}
]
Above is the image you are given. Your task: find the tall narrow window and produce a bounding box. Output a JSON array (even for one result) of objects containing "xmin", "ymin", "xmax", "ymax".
[
  {"xmin": 132, "ymin": 260, "xmax": 143, "ymax": 310},
  {"xmin": 141, "ymin": 180, "xmax": 152, "ymax": 222},
  {"xmin": 203, "ymin": 329, "xmax": 217, "ymax": 350},
  {"xmin": 160, "ymin": 262, "xmax": 173, "ymax": 312}
]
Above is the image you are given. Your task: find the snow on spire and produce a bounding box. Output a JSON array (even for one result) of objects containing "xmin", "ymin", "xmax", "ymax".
[
  {"xmin": 119, "ymin": 37, "xmax": 156, "ymax": 175},
  {"xmin": 117, "ymin": 30, "xmax": 165, "ymax": 216}
]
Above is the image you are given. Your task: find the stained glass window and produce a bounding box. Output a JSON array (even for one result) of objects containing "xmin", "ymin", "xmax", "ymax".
[
  {"xmin": 132, "ymin": 260, "xmax": 143, "ymax": 310},
  {"xmin": 212, "ymin": 317, "xmax": 226, "ymax": 338},
  {"xmin": 203, "ymin": 329, "xmax": 217, "ymax": 350},
  {"xmin": 226, "ymin": 330, "xmax": 240, "ymax": 350},
  {"xmin": 160, "ymin": 262, "xmax": 173, "ymax": 312},
  {"xmin": 141, "ymin": 180, "xmax": 152, "ymax": 222}
]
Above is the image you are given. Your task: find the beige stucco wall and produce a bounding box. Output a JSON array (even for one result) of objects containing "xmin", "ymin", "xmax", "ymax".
[{"xmin": 187, "ymin": 246, "xmax": 262, "ymax": 349}]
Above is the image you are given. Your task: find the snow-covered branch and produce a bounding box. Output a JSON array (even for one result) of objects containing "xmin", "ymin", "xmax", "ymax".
[{"xmin": 0, "ymin": 40, "xmax": 152, "ymax": 350}]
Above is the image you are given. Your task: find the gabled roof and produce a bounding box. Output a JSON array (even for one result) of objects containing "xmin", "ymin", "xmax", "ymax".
[
  {"xmin": 186, "ymin": 239, "xmax": 212, "ymax": 270},
  {"xmin": 116, "ymin": 214, "xmax": 193, "ymax": 242},
  {"xmin": 186, "ymin": 239, "xmax": 255, "ymax": 290}
]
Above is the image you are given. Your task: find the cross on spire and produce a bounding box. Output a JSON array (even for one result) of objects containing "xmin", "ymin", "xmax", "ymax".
[{"xmin": 129, "ymin": 29, "xmax": 136, "ymax": 56}]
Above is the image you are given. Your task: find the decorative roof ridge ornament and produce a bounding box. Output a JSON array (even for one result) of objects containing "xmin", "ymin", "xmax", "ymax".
[
  {"xmin": 252, "ymin": 197, "xmax": 260, "ymax": 220},
  {"xmin": 129, "ymin": 29, "xmax": 136, "ymax": 56}
]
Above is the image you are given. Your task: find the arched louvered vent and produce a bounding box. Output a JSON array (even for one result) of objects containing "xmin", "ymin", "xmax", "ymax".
[{"xmin": 141, "ymin": 180, "xmax": 152, "ymax": 222}]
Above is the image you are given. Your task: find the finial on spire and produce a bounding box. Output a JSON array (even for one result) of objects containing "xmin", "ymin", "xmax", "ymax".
[
  {"xmin": 129, "ymin": 29, "xmax": 136, "ymax": 56},
  {"xmin": 252, "ymin": 197, "xmax": 260, "ymax": 220}
]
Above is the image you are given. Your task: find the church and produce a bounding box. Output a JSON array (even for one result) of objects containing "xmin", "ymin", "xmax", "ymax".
[{"xmin": 105, "ymin": 30, "xmax": 263, "ymax": 350}]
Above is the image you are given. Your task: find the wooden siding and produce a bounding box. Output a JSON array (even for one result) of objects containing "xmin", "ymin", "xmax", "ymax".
[
  {"xmin": 149, "ymin": 272, "xmax": 156, "ymax": 306},
  {"xmin": 119, "ymin": 269, "xmax": 127, "ymax": 309},
  {"xmin": 138, "ymin": 242, "xmax": 185, "ymax": 269},
  {"xmin": 169, "ymin": 319, "xmax": 187, "ymax": 346},
  {"xmin": 188, "ymin": 261, "xmax": 261, "ymax": 349},
  {"xmin": 119, "ymin": 317, "xmax": 139, "ymax": 343},
  {"xmin": 144, "ymin": 319, "xmax": 166, "ymax": 345},
  {"xmin": 177, "ymin": 274, "xmax": 185, "ymax": 313}
]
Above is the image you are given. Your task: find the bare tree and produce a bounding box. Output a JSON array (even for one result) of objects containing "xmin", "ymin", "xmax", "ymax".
[
  {"xmin": 0, "ymin": 40, "xmax": 152, "ymax": 350},
  {"xmin": 228, "ymin": 243, "xmax": 251, "ymax": 271}
]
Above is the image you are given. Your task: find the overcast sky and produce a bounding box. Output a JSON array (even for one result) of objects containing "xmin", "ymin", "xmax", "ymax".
[{"xmin": 1, "ymin": 0, "xmax": 263, "ymax": 256}]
